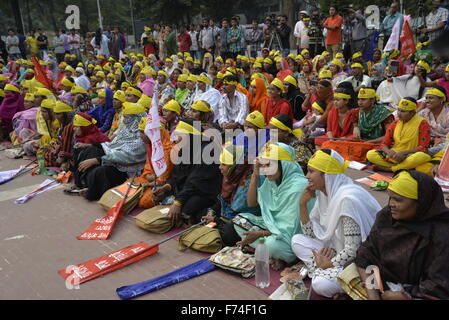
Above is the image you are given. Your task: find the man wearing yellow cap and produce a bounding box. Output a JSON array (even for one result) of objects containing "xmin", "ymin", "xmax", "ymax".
[
  {"xmin": 343, "ymin": 62, "xmax": 371, "ymax": 93},
  {"xmin": 218, "ymin": 75, "xmax": 249, "ymax": 129},
  {"xmin": 162, "ymin": 100, "xmax": 181, "ymax": 134},
  {"xmin": 367, "ymin": 97, "xmax": 432, "ymax": 172},
  {"xmin": 109, "ymin": 90, "xmax": 127, "ymax": 137}
]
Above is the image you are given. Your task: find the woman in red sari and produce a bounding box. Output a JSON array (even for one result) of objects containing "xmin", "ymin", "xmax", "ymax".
[
  {"xmin": 315, "ymin": 87, "xmax": 358, "ymax": 146},
  {"xmin": 263, "ymin": 78, "xmax": 293, "ymax": 124}
]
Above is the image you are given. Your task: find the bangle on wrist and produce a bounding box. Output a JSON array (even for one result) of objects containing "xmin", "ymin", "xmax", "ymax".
[{"xmin": 174, "ymin": 200, "xmax": 183, "ymax": 207}]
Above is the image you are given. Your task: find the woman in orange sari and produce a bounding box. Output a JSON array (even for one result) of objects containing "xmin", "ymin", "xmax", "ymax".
[
  {"xmin": 247, "ymin": 77, "xmax": 268, "ymax": 114},
  {"xmin": 134, "ymin": 117, "xmax": 175, "ymax": 209}
]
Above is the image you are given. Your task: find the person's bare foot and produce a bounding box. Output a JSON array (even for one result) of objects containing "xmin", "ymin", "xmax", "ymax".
[
  {"xmin": 372, "ymin": 165, "xmax": 393, "ymax": 172},
  {"xmin": 269, "ymin": 258, "xmax": 286, "ymax": 271}
]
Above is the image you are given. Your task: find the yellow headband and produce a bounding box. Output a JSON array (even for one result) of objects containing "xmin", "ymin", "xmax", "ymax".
[
  {"xmin": 388, "ymin": 171, "xmax": 418, "ymax": 200},
  {"xmin": 219, "ymin": 143, "xmax": 244, "ymax": 166},
  {"xmin": 41, "ymin": 99, "xmax": 56, "ymax": 109},
  {"xmin": 271, "ymin": 78, "xmax": 285, "ymax": 93},
  {"xmin": 301, "ymin": 49, "xmax": 309, "ymax": 56},
  {"xmin": 358, "ymin": 88, "xmax": 376, "ymax": 99},
  {"xmin": 158, "ymin": 70, "xmax": 169, "ymax": 78},
  {"xmin": 138, "ymin": 117, "xmax": 148, "ymax": 131},
  {"xmin": 175, "ymin": 120, "xmax": 202, "ymax": 136},
  {"xmin": 417, "ymin": 60, "xmax": 430, "ymax": 73},
  {"xmin": 24, "ymin": 93, "xmax": 35, "ymax": 101},
  {"xmin": 65, "ymin": 66, "xmax": 75, "ymax": 73},
  {"xmin": 197, "ymin": 74, "xmax": 211, "ymax": 85},
  {"xmin": 351, "ymin": 63, "xmax": 363, "ymax": 69},
  {"xmin": 398, "ymin": 98, "xmax": 417, "ymax": 111},
  {"xmin": 113, "ymin": 90, "xmax": 126, "ymax": 103},
  {"xmin": 245, "ymin": 111, "xmax": 265, "ymax": 129},
  {"xmin": 4, "ymin": 84, "xmax": 20, "ymax": 93},
  {"xmin": 223, "ymin": 80, "xmax": 238, "ymax": 86},
  {"xmin": 62, "ymin": 77, "xmax": 75, "ymax": 88},
  {"xmin": 191, "ymin": 100, "xmax": 212, "ymax": 113},
  {"xmin": 71, "ymin": 86, "xmax": 87, "ymax": 94},
  {"xmin": 312, "ymin": 102, "xmax": 324, "ymax": 114},
  {"xmin": 261, "ymin": 143, "xmax": 294, "ymax": 162},
  {"xmin": 319, "ymin": 69, "xmax": 332, "ymax": 79},
  {"xmin": 269, "ymin": 117, "xmax": 291, "ymax": 133},
  {"xmin": 284, "ymin": 75, "xmax": 297, "ymax": 87},
  {"xmin": 335, "ymin": 53, "xmax": 344, "ymax": 59},
  {"xmin": 122, "ymin": 102, "xmax": 146, "ymax": 115},
  {"xmin": 334, "ymin": 92, "xmax": 351, "ymax": 100},
  {"xmin": 308, "ymin": 150, "xmax": 349, "ymax": 174},
  {"xmin": 54, "ymin": 101, "xmax": 74, "ymax": 113},
  {"xmin": 352, "ymin": 52, "xmax": 362, "ymax": 59},
  {"xmin": 138, "ymin": 95, "xmax": 152, "ymax": 110},
  {"xmin": 162, "ymin": 100, "xmax": 181, "ymax": 115},
  {"xmin": 121, "ymin": 82, "xmax": 131, "ymax": 89},
  {"xmin": 331, "ymin": 59, "xmax": 344, "ymax": 68},
  {"xmin": 426, "ymin": 87, "xmax": 447, "ymax": 102},
  {"xmin": 73, "ymin": 114, "xmax": 97, "ymax": 127},
  {"xmin": 126, "ymin": 86, "xmax": 143, "ymax": 98},
  {"xmin": 292, "ymin": 128, "xmax": 303, "ymax": 139},
  {"xmin": 187, "ymin": 74, "xmax": 197, "ymax": 82}
]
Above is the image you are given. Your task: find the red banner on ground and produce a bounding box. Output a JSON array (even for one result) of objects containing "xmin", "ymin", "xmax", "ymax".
[
  {"xmin": 58, "ymin": 242, "xmax": 159, "ymax": 285},
  {"xmin": 400, "ymin": 20, "xmax": 416, "ymax": 57}
]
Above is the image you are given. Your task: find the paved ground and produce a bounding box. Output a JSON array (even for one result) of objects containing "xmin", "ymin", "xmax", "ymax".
[{"xmin": 0, "ymin": 151, "xmax": 392, "ymax": 300}]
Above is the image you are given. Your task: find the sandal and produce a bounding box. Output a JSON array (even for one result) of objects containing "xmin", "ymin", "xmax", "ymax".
[{"xmin": 64, "ymin": 188, "xmax": 81, "ymax": 195}]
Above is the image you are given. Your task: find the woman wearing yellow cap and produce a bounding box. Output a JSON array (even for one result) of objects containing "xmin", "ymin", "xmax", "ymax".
[
  {"xmin": 329, "ymin": 58, "xmax": 348, "ymax": 89},
  {"xmin": 161, "ymin": 100, "xmax": 181, "ymax": 135},
  {"xmin": 188, "ymin": 100, "xmax": 215, "ymax": 129},
  {"xmin": 131, "ymin": 117, "xmax": 175, "ymax": 209},
  {"xmin": 42, "ymin": 101, "xmax": 76, "ymax": 168},
  {"xmin": 268, "ymin": 113, "xmax": 313, "ymax": 172},
  {"xmin": 264, "ymin": 78, "xmax": 293, "ymax": 125},
  {"xmin": 193, "ymin": 73, "xmax": 222, "ymax": 120},
  {"xmin": 354, "ymin": 170, "xmax": 449, "ymax": 300},
  {"xmin": 153, "ymin": 118, "xmax": 222, "ymax": 225},
  {"xmin": 292, "ymin": 149, "xmax": 381, "ymax": 298},
  {"xmin": 367, "ymin": 97, "xmax": 432, "ymax": 173},
  {"xmin": 86, "ymin": 88, "xmax": 115, "ymax": 133},
  {"xmin": 71, "ymin": 104, "xmax": 147, "ymax": 200},
  {"xmin": 222, "ymin": 142, "xmax": 311, "ymax": 271}
]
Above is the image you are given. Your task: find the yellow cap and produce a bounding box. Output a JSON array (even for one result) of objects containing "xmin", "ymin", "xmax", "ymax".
[
  {"xmin": 175, "ymin": 120, "xmax": 202, "ymax": 135},
  {"xmin": 388, "ymin": 171, "xmax": 418, "ymax": 200},
  {"xmin": 260, "ymin": 143, "xmax": 294, "ymax": 161},
  {"xmin": 177, "ymin": 74, "xmax": 189, "ymax": 82},
  {"xmin": 187, "ymin": 74, "xmax": 197, "ymax": 82},
  {"xmin": 73, "ymin": 114, "xmax": 97, "ymax": 127},
  {"xmin": 245, "ymin": 111, "xmax": 265, "ymax": 129},
  {"xmin": 122, "ymin": 102, "xmax": 146, "ymax": 115},
  {"xmin": 138, "ymin": 117, "xmax": 148, "ymax": 131},
  {"xmin": 351, "ymin": 63, "xmax": 364, "ymax": 69},
  {"xmin": 71, "ymin": 86, "xmax": 87, "ymax": 94},
  {"xmin": 98, "ymin": 89, "xmax": 107, "ymax": 98},
  {"xmin": 321, "ymin": 51, "xmax": 330, "ymax": 57},
  {"xmin": 215, "ymin": 56, "xmax": 223, "ymax": 62},
  {"xmin": 197, "ymin": 74, "xmax": 211, "ymax": 85},
  {"xmin": 126, "ymin": 86, "xmax": 143, "ymax": 98},
  {"xmin": 219, "ymin": 143, "xmax": 244, "ymax": 166},
  {"xmin": 335, "ymin": 52, "xmax": 344, "ymax": 59},
  {"xmin": 4, "ymin": 84, "xmax": 20, "ymax": 93},
  {"xmin": 186, "ymin": 56, "xmax": 194, "ymax": 63},
  {"xmin": 65, "ymin": 66, "xmax": 75, "ymax": 73},
  {"xmin": 417, "ymin": 60, "xmax": 430, "ymax": 73},
  {"xmin": 426, "ymin": 87, "xmax": 447, "ymax": 102},
  {"xmin": 398, "ymin": 98, "xmax": 417, "ymax": 111},
  {"xmin": 269, "ymin": 117, "xmax": 292, "ymax": 133},
  {"xmin": 296, "ymin": 54, "xmax": 304, "ymax": 62},
  {"xmin": 352, "ymin": 51, "xmax": 362, "ymax": 59},
  {"xmin": 264, "ymin": 58, "xmax": 273, "ymax": 64},
  {"xmin": 35, "ymin": 88, "xmax": 53, "ymax": 97},
  {"xmin": 191, "ymin": 100, "xmax": 212, "ymax": 113},
  {"xmin": 54, "ymin": 101, "xmax": 74, "ymax": 113},
  {"xmin": 24, "ymin": 93, "xmax": 35, "ymax": 101},
  {"xmin": 41, "ymin": 99, "xmax": 56, "ymax": 109},
  {"xmin": 137, "ymin": 94, "xmax": 152, "ymax": 110},
  {"xmin": 162, "ymin": 100, "xmax": 181, "ymax": 115},
  {"xmin": 331, "ymin": 59, "xmax": 344, "ymax": 68},
  {"xmin": 319, "ymin": 69, "xmax": 332, "ymax": 79},
  {"xmin": 270, "ymin": 78, "xmax": 285, "ymax": 94},
  {"xmin": 96, "ymin": 71, "xmax": 105, "ymax": 78},
  {"xmin": 358, "ymin": 88, "xmax": 376, "ymax": 99},
  {"xmin": 94, "ymin": 65, "xmax": 103, "ymax": 71},
  {"xmin": 253, "ymin": 62, "xmax": 263, "ymax": 69},
  {"xmin": 301, "ymin": 49, "xmax": 310, "ymax": 56},
  {"xmin": 61, "ymin": 77, "xmax": 75, "ymax": 88},
  {"xmin": 113, "ymin": 90, "xmax": 126, "ymax": 103},
  {"xmin": 308, "ymin": 149, "xmax": 349, "ymax": 174},
  {"xmin": 121, "ymin": 82, "xmax": 131, "ymax": 89},
  {"xmin": 216, "ymin": 72, "xmax": 225, "ymax": 80},
  {"xmin": 158, "ymin": 70, "xmax": 169, "ymax": 78}
]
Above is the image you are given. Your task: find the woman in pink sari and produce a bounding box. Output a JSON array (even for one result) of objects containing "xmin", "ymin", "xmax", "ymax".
[{"xmin": 12, "ymin": 93, "xmax": 38, "ymax": 144}]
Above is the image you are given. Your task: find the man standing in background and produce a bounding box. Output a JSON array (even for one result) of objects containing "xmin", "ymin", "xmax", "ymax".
[
  {"xmin": 178, "ymin": 25, "xmax": 192, "ymax": 54},
  {"xmin": 199, "ymin": 18, "xmax": 216, "ymax": 60},
  {"xmin": 294, "ymin": 11, "xmax": 309, "ymax": 52},
  {"xmin": 277, "ymin": 14, "xmax": 292, "ymax": 57},
  {"xmin": 379, "ymin": 2, "xmax": 404, "ymax": 45},
  {"xmin": 68, "ymin": 29, "xmax": 81, "ymax": 60},
  {"xmin": 246, "ymin": 20, "xmax": 263, "ymax": 58},
  {"xmin": 6, "ymin": 29, "xmax": 21, "ymax": 60},
  {"xmin": 418, "ymin": 0, "xmax": 448, "ymax": 42},
  {"xmin": 36, "ymin": 29, "xmax": 48, "ymax": 60},
  {"xmin": 218, "ymin": 19, "xmax": 230, "ymax": 60},
  {"xmin": 323, "ymin": 6, "xmax": 343, "ymax": 58},
  {"xmin": 348, "ymin": 8, "xmax": 368, "ymax": 55}
]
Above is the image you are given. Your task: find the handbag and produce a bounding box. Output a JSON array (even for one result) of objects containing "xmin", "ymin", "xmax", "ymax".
[
  {"xmin": 177, "ymin": 225, "xmax": 223, "ymax": 253},
  {"xmin": 209, "ymin": 246, "xmax": 256, "ymax": 278},
  {"xmin": 135, "ymin": 205, "xmax": 182, "ymax": 234},
  {"xmin": 98, "ymin": 181, "xmax": 144, "ymax": 215}
]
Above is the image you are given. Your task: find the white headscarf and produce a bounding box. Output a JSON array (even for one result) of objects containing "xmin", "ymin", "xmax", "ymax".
[{"xmin": 309, "ymin": 150, "xmax": 381, "ymax": 252}]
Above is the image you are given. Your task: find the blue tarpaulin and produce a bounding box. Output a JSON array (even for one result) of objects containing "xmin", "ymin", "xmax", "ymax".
[{"xmin": 116, "ymin": 259, "xmax": 216, "ymax": 300}]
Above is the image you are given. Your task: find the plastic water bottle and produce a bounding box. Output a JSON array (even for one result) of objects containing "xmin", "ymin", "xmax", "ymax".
[{"xmin": 255, "ymin": 238, "xmax": 270, "ymax": 289}]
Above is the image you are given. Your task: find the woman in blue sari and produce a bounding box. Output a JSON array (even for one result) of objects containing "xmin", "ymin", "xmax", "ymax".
[{"xmin": 87, "ymin": 88, "xmax": 115, "ymax": 133}]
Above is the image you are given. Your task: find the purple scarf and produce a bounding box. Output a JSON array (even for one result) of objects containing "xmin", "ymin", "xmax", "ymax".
[
  {"xmin": 138, "ymin": 75, "xmax": 156, "ymax": 97},
  {"xmin": 0, "ymin": 92, "xmax": 25, "ymax": 119}
]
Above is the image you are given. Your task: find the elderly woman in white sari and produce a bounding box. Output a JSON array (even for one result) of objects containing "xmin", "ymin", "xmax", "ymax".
[{"xmin": 291, "ymin": 149, "xmax": 381, "ymax": 298}]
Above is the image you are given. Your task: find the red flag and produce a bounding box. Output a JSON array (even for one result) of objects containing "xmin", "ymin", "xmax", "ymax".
[
  {"xmin": 31, "ymin": 55, "xmax": 54, "ymax": 91},
  {"xmin": 400, "ymin": 20, "xmax": 416, "ymax": 57}
]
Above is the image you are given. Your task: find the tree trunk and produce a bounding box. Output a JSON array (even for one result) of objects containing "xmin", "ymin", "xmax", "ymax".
[{"xmin": 9, "ymin": 0, "xmax": 25, "ymax": 33}]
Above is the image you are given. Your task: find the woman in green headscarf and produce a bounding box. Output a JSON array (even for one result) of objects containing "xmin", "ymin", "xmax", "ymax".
[{"xmin": 220, "ymin": 142, "xmax": 315, "ymax": 270}]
